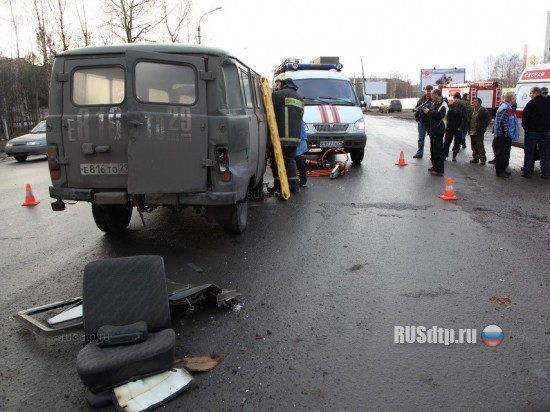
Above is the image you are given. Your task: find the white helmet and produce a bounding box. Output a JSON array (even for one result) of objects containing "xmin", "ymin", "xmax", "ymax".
[
  {"xmin": 274, "ymin": 72, "xmax": 293, "ymax": 83},
  {"xmin": 273, "ymin": 72, "xmax": 298, "ymax": 90}
]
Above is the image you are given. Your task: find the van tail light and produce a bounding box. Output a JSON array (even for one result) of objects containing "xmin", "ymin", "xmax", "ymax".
[
  {"xmin": 217, "ymin": 147, "xmax": 231, "ymax": 182},
  {"xmin": 47, "ymin": 144, "xmax": 61, "ymax": 180}
]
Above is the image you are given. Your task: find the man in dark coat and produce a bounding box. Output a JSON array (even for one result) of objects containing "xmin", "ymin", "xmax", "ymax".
[
  {"xmin": 521, "ymin": 86, "xmax": 550, "ymax": 179},
  {"xmin": 444, "ymin": 92, "xmax": 467, "ymax": 161},
  {"xmin": 424, "ymin": 89, "xmax": 448, "ymax": 176}
]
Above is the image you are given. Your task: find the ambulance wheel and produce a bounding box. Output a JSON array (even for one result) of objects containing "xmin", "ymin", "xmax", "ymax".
[
  {"xmin": 350, "ymin": 148, "xmax": 365, "ymax": 164},
  {"xmin": 92, "ymin": 204, "xmax": 132, "ymax": 233},
  {"xmin": 218, "ymin": 200, "xmax": 248, "ymax": 235}
]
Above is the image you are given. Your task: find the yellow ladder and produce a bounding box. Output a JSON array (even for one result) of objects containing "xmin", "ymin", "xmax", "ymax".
[{"xmin": 260, "ymin": 77, "xmax": 290, "ymax": 200}]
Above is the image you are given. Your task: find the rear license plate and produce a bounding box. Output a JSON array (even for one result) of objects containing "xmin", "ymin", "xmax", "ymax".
[
  {"xmin": 80, "ymin": 163, "xmax": 128, "ymax": 175},
  {"xmin": 319, "ymin": 141, "xmax": 343, "ymax": 148}
]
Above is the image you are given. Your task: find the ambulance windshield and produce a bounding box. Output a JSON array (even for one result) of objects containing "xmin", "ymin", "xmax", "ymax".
[{"xmin": 294, "ymin": 79, "xmax": 357, "ymax": 106}]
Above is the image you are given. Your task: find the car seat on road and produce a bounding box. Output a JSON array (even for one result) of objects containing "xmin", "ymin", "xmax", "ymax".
[{"xmin": 76, "ymin": 255, "xmax": 175, "ymax": 393}]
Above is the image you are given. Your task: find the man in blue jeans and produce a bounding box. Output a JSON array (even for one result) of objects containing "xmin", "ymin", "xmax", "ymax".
[
  {"xmin": 521, "ymin": 86, "xmax": 550, "ymax": 179},
  {"xmin": 413, "ymin": 85, "xmax": 433, "ymax": 158}
]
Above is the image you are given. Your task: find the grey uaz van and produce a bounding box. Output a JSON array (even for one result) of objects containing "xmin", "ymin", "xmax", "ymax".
[{"xmin": 46, "ymin": 44, "xmax": 268, "ymax": 234}]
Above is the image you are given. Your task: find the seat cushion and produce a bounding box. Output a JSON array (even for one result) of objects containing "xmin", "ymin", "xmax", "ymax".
[{"xmin": 77, "ymin": 329, "xmax": 176, "ymax": 392}]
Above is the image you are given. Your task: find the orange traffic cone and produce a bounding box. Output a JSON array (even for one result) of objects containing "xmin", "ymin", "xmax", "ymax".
[
  {"xmin": 395, "ymin": 151, "xmax": 408, "ymax": 166},
  {"xmin": 439, "ymin": 178, "xmax": 458, "ymax": 200},
  {"xmin": 22, "ymin": 184, "xmax": 40, "ymax": 206}
]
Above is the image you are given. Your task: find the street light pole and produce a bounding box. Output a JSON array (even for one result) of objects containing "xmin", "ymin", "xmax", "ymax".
[{"xmin": 197, "ymin": 7, "xmax": 222, "ymax": 45}]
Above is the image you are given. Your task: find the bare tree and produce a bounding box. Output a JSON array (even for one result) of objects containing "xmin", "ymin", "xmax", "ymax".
[
  {"xmin": 8, "ymin": 0, "xmax": 21, "ymax": 58},
  {"xmin": 75, "ymin": 1, "xmax": 92, "ymax": 47},
  {"xmin": 105, "ymin": 0, "xmax": 161, "ymax": 43},
  {"xmin": 471, "ymin": 60, "xmax": 478, "ymax": 81},
  {"xmin": 484, "ymin": 55, "xmax": 495, "ymax": 79},
  {"xmin": 49, "ymin": 0, "xmax": 72, "ymax": 51},
  {"xmin": 163, "ymin": 0, "xmax": 192, "ymax": 43},
  {"xmin": 32, "ymin": 0, "xmax": 56, "ymax": 75},
  {"xmin": 527, "ymin": 54, "xmax": 543, "ymax": 66},
  {"xmin": 491, "ymin": 52, "xmax": 523, "ymax": 88}
]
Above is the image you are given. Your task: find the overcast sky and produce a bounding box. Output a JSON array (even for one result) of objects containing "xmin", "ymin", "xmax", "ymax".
[{"xmin": 1, "ymin": 0, "xmax": 548, "ymax": 83}]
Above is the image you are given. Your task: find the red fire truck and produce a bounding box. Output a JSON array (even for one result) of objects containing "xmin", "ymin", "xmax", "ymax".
[{"xmin": 438, "ymin": 82, "xmax": 502, "ymax": 115}]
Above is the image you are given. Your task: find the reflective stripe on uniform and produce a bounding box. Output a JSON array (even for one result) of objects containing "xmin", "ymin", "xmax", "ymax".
[
  {"xmin": 280, "ymin": 137, "xmax": 301, "ymax": 144},
  {"xmin": 284, "ymin": 107, "xmax": 289, "ymax": 137},
  {"xmin": 285, "ymin": 97, "xmax": 304, "ymax": 109}
]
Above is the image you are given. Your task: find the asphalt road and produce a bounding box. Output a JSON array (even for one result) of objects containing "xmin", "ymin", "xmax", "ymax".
[{"xmin": 0, "ymin": 114, "xmax": 549, "ymax": 411}]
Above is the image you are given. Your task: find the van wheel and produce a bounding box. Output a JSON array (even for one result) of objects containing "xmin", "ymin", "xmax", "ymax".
[
  {"xmin": 217, "ymin": 200, "xmax": 248, "ymax": 235},
  {"xmin": 92, "ymin": 204, "xmax": 132, "ymax": 233},
  {"xmin": 350, "ymin": 148, "xmax": 365, "ymax": 164},
  {"xmin": 14, "ymin": 156, "xmax": 28, "ymax": 162}
]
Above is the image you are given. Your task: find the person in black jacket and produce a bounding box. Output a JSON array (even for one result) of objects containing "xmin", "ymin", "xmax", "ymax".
[
  {"xmin": 521, "ymin": 86, "xmax": 550, "ymax": 179},
  {"xmin": 444, "ymin": 92, "xmax": 467, "ymax": 161},
  {"xmin": 268, "ymin": 73, "xmax": 304, "ymax": 193},
  {"xmin": 424, "ymin": 89, "xmax": 448, "ymax": 176}
]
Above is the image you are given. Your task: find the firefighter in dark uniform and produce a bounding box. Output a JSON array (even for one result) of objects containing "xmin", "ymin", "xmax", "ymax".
[{"xmin": 268, "ymin": 72, "xmax": 304, "ymax": 193}]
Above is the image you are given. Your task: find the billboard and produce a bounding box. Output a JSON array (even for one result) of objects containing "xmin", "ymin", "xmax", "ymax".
[
  {"xmin": 419, "ymin": 68, "xmax": 466, "ymax": 91},
  {"xmin": 364, "ymin": 81, "xmax": 387, "ymax": 95}
]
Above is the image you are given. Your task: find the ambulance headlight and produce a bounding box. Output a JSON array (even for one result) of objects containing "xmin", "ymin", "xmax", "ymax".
[{"xmin": 353, "ymin": 118, "xmax": 365, "ymax": 131}]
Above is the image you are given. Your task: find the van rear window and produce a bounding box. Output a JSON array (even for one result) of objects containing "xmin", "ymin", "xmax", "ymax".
[
  {"xmin": 73, "ymin": 67, "xmax": 125, "ymax": 105},
  {"xmin": 135, "ymin": 62, "xmax": 196, "ymax": 105}
]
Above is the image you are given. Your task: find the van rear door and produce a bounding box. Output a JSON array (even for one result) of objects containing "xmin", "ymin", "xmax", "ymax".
[
  {"xmin": 61, "ymin": 58, "xmax": 129, "ymax": 189},
  {"xmin": 125, "ymin": 51, "xmax": 208, "ymax": 194}
]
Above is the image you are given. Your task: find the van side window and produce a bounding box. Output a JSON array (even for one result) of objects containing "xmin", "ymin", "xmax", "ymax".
[
  {"xmin": 72, "ymin": 67, "xmax": 125, "ymax": 105},
  {"xmin": 135, "ymin": 62, "xmax": 196, "ymax": 105},
  {"xmin": 239, "ymin": 69, "xmax": 253, "ymax": 108},
  {"xmin": 252, "ymin": 76, "xmax": 263, "ymax": 108},
  {"xmin": 219, "ymin": 64, "xmax": 244, "ymax": 112}
]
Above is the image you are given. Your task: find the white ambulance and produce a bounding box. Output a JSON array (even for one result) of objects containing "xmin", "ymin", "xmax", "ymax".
[
  {"xmin": 274, "ymin": 59, "xmax": 367, "ymax": 164},
  {"xmin": 513, "ymin": 63, "xmax": 550, "ymax": 148}
]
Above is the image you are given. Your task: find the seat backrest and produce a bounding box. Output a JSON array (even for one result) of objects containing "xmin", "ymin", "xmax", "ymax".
[{"xmin": 82, "ymin": 255, "xmax": 171, "ymax": 336}]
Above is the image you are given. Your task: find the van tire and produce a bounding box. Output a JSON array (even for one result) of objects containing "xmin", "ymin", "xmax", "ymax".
[
  {"xmin": 92, "ymin": 204, "xmax": 132, "ymax": 233},
  {"xmin": 217, "ymin": 200, "xmax": 248, "ymax": 235},
  {"xmin": 350, "ymin": 148, "xmax": 365, "ymax": 164},
  {"xmin": 14, "ymin": 156, "xmax": 28, "ymax": 162}
]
